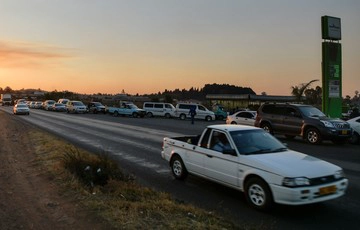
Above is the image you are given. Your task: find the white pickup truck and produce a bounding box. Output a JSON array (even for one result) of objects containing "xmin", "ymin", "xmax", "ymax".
[
  {"xmin": 161, "ymin": 124, "xmax": 348, "ymax": 210},
  {"xmin": 107, "ymin": 103, "xmax": 146, "ymax": 118}
]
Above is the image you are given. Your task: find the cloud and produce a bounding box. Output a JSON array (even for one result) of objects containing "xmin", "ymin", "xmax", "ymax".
[{"xmin": 0, "ymin": 40, "xmax": 74, "ymax": 68}]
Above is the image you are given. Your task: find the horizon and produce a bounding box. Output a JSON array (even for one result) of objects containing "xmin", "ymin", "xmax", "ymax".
[{"xmin": 1, "ymin": 1, "xmax": 359, "ymax": 97}]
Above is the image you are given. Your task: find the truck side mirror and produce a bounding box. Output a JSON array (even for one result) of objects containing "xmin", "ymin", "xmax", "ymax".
[{"xmin": 223, "ymin": 148, "xmax": 237, "ymax": 156}]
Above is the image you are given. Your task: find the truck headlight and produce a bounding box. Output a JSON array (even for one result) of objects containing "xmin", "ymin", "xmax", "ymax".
[
  {"xmin": 282, "ymin": 177, "xmax": 310, "ymax": 187},
  {"xmin": 320, "ymin": 120, "xmax": 335, "ymax": 128},
  {"xmin": 334, "ymin": 170, "xmax": 345, "ymax": 179}
]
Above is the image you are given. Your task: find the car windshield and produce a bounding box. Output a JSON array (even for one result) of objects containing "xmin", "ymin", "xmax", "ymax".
[
  {"xmin": 93, "ymin": 102, "xmax": 103, "ymax": 106},
  {"xmin": 299, "ymin": 106, "xmax": 326, "ymax": 118},
  {"xmin": 230, "ymin": 129, "xmax": 287, "ymax": 155},
  {"xmin": 17, "ymin": 104, "xmax": 28, "ymax": 108},
  {"xmin": 73, "ymin": 101, "xmax": 84, "ymax": 106}
]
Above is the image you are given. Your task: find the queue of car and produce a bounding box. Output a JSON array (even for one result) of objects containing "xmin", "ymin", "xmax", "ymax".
[
  {"xmin": 9, "ymin": 98, "xmax": 357, "ymax": 211},
  {"xmin": 10, "ymin": 98, "xmax": 359, "ymax": 145}
]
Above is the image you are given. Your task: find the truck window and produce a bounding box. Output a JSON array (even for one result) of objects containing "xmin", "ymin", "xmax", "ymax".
[
  {"xmin": 210, "ymin": 131, "xmax": 231, "ymax": 153},
  {"xmin": 200, "ymin": 129, "xmax": 212, "ymax": 148}
]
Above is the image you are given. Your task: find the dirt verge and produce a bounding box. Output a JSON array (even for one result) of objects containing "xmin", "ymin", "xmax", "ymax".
[{"xmin": 0, "ymin": 111, "xmax": 111, "ymax": 230}]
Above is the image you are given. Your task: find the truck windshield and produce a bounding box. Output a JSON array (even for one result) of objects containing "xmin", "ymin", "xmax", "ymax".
[
  {"xmin": 128, "ymin": 104, "xmax": 139, "ymax": 109},
  {"xmin": 230, "ymin": 130, "xmax": 287, "ymax": 155}
]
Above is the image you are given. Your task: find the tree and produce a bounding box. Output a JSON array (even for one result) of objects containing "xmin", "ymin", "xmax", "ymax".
[
  {"xmin": 291, "ymin": 79, "xmax": 319, "ymax": 102},
  {"xmin": 304, "ymin": 86, "xmax": 322, "ymax": 105},
  {"xmin": 164, "ymin": 94, "xmax": 173, "ymax": 103},
  {"xmin": 4, "ymin": 86, "xmax": 13, "ymax": 93}
]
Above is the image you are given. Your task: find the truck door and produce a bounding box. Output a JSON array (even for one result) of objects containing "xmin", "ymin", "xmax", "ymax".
[
  {"xmin": 203, "ymin": 130, "xmax": 239, "ymax": 187},
  {"xmin": 184, "ymin": 128, "xmax": 211, "ymax": 176}
]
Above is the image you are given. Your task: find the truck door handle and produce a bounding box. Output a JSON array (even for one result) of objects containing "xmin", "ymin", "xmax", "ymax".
[{"xmin": 206, "ymin": 155, "xmax": 213, "ymax": 158}]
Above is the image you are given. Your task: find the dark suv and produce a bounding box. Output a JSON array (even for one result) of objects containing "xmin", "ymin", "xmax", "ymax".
[
  {"xmin": 254, "ymin": 103, "xmax": 352, "ymax": 144},
  {"xmin": 88, "ymin": 102, "xmax": 106, "ymax": 114}
]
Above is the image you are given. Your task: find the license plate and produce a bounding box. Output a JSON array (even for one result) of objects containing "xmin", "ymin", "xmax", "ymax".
[
  {"xmin": 341, "ymin": 130, "xmax": 348, "ymax": 135},
  {"xmin": 319, "ymin": 185, "xmax": 337, "ymax": 195}
]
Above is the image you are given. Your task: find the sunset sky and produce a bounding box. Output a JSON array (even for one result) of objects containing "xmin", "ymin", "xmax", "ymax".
[{"xmin": 1, "ymin": 0, "xmax": 359, "ymax": 96}]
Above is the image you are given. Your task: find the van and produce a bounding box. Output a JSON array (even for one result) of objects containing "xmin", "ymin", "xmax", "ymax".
[
  {"xmin": 143, "ymin": 102, "xmax": 176, "ymax": 118},
  {"xmin": 175, "ymin": 103, "xmax": 215, "ymax": 121}
]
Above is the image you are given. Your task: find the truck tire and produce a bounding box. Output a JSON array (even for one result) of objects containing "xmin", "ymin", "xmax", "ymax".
[
  {"xmin": 132, "ymin": 112, "xmax": 138, "ymax": 118},
  {"xmin": 165, "ymin": 113, "xmax": 171, "ymax": 118},
  {"xmin": 205, "ymin": 116, "xmax": 212, "ymax": 121},
  {"xmin": 113, "ymin": 111, "xmax": 119, "ymax": 117},
  {"xmin": 170, "ymin": 155, "xmax": 188, "ymax": 180},
  {"xmin": 245, "ymin": 177, "xmax": 273, "ymax": 211}
]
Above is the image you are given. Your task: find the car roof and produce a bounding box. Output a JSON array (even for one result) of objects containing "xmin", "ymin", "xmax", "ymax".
[{"xmin": 208, "ymin": 124, "xmax": 260, "ymax": 132}]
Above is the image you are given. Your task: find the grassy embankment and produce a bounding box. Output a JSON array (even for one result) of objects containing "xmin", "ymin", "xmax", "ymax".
[{"xmin": 29, "ymin": 127, "xmax": 254, "ymax": 229}]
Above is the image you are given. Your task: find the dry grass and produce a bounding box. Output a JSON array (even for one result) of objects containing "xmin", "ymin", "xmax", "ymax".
[{"xmin": 29, "ymin": 128, "xmax": 252, "ymax": 230}]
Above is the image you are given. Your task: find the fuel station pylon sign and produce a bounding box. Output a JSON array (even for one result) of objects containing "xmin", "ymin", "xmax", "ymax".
[{"xmin": 321, "ymin": 16, "xmax": 342, "ymax": 118}]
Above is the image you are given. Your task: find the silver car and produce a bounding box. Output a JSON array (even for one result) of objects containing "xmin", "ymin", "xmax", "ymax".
[
  {"xmin": 66, "ymin": 101, "xmax": 87, "ymax": 114},
  {"xmin": 226, "ymin": 110, "xmax": 256, "ymax": 126},
  {"xmin": 13, "ymin": 103, "xmax": 30, "ymax": 115},
  {"xmin": 347, "ymin": 116, "xmax": 360, "ymax": 144}
]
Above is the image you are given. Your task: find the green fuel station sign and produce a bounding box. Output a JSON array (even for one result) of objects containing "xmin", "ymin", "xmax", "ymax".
[{"xmin": 321, "ymin": 16, "xmax": 342, "ymax": 118}]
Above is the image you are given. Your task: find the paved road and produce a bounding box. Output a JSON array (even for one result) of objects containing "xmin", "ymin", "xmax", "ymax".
[{"xmin": 3, "ymin": 107, "xmax": 360, "ymax": 229}]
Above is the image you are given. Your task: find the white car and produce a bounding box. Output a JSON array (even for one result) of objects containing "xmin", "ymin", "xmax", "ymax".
[
  {"xmin": 226, "ymin": 111, "xmax": 256, "ymax": 126},
  {"xmin": 162, "ymin": 125, "xmax": 348, "ymax": 210},
  {"xmin": 66, "ymin": 100, "xmax": 87, "ymax": 113},
  {"xmin": 347, "ymin": 116, "xmax": 360, "ymax": 144},
  {"xmin": 13, "ymin": 103, "xmax": 30, "ymax": 115}
]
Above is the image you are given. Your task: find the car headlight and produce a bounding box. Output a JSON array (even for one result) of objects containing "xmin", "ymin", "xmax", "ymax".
[
  {"xmin": 282, "ymin": 177, "xmax": 310, "ymax": 187},
  {"xmin": 334, "ymin": 170, "xmax": 345, "ymax": 179},
  {"xmin": 320, "ymin": 120, "xmax": 335, "ymax": 128}
]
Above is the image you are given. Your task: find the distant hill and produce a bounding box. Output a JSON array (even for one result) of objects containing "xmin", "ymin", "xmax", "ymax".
[{"xmin": 145, "ymin": 83, "xmax": 256, "ymax": 101}]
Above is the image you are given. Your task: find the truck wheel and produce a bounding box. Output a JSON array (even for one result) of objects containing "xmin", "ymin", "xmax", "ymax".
[
  {"xmin": 305, "ymin": 128, "xmax": 321, "ymax": 144},
  {"xmin": 245, "ymin": 177, "xmax": 273, "ymax": 211},
  {"xmin": 132, "ymin": 112, "xmax": 138, "ymax": 118},
  {"xmin": 170, "ymin": 155, "xmax": 188, "ymax": 180},
  {"xmin": 205, "ymin": 116, "xmax": 212, "ymax": 121},
  {"xmin": 179, "ymin": 114, "xmax": 186, "ymax": 120},
  {"xmin": 146, "ymin": 112, "xmax": 153, "ymax": 118},
  {"xmin": 165, "ymin": 113, "xmax": 171, "ymax": 118},
  {"xmin": 113, "ymin": 111, "xmax": 119, "ymax": 117},
  {"xmin": 260, "ymin": 123, "xmax": 273, "ymax": 134}
]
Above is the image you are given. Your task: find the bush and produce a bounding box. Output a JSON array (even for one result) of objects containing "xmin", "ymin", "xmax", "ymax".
[{"xmin": 61, "ymin": 147, "xmax": 133, "ymax": 188}]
